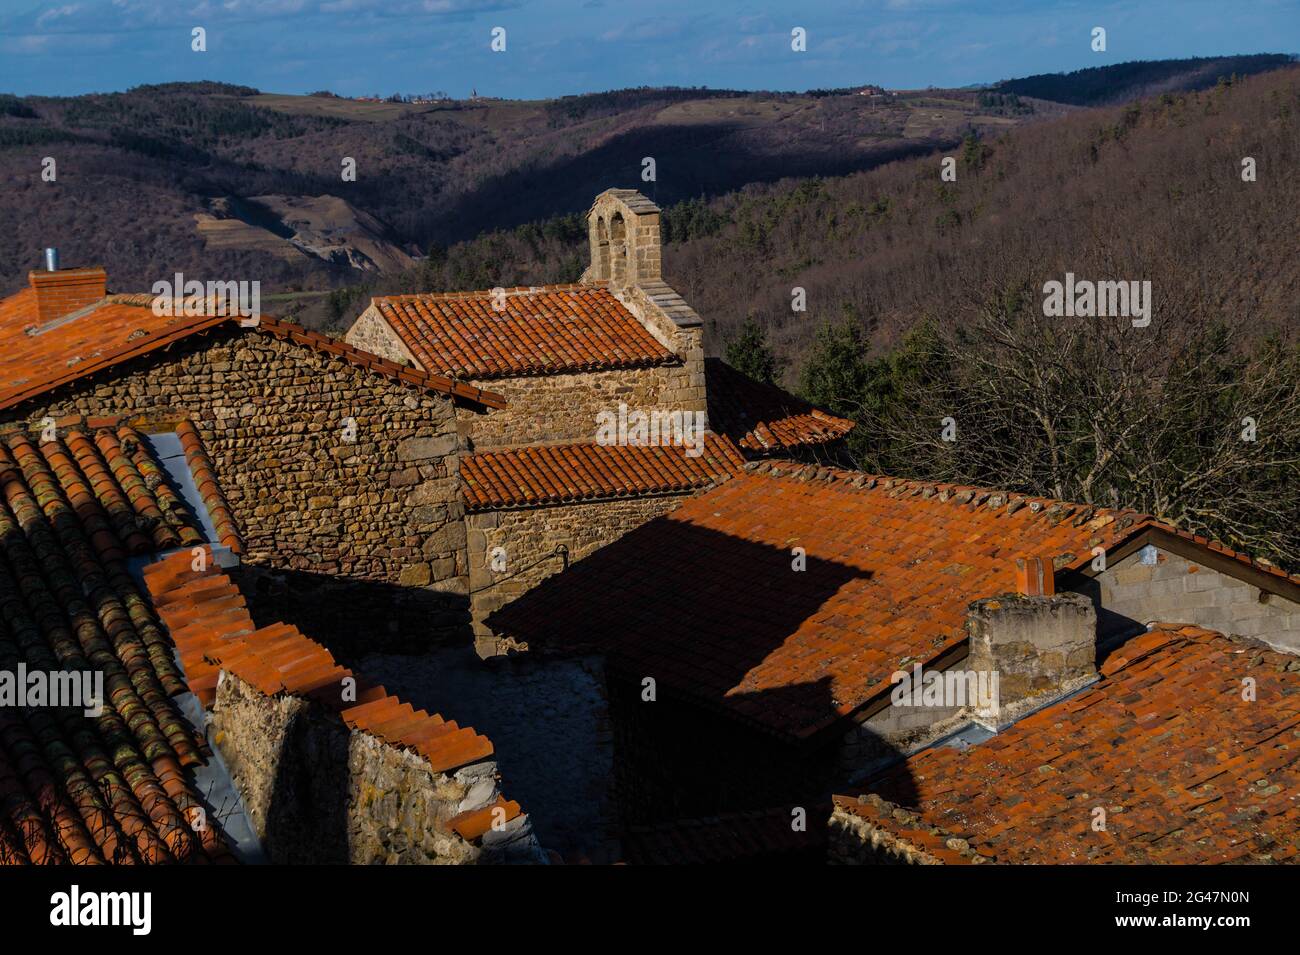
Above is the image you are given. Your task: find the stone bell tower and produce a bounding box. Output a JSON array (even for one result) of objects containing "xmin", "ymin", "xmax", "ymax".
[
  {"xmin": 581, "ymin": 187, "xmax": 706, "ymax": 425},
  {"xmin": 583, "ymin": 189, "xmax": 662, "ymax": 289}
]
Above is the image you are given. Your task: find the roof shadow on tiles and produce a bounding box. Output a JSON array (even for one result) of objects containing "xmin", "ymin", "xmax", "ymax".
[
  {"xmin": 487, "ymin": 519, "xmax": 922, "ymax": 827},
  {"xmin": 704, "ymin": 358, "xmax": 856, "ymax": 460},
  {"xmin": 488, "ymin": 521, "xmax": 874, "ymax": 734}
]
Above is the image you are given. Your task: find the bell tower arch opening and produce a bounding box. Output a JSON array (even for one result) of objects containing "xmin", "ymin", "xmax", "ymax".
[
  {"xmin": 584, "ymin": 189, "xmax": 662, "ymax": 287},
  {"xmin": 608, "ymin": 212, "xmax": 627, "ymax": 286}
]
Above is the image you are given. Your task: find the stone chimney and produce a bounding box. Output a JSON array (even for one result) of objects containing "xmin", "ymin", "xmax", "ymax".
[
  {"xmin": 28, "ymin": 252, "xmax": 107, "ymax": 324},
  {"xmin": 965, "ymin": 591, "xmax": 1098, "ymax": 728},
  {"xmin": 584, "ymin": 189, "xmax": 661, "ymax": 289}
]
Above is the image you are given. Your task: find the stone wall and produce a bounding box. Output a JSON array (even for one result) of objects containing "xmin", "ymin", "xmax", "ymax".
[
  {"xmin": 612, "ymin": 282, "xmax": 706, "ymax": 417},
  {"xmin": 358, "ymin": 646, "xmax": 619, "ymax": 863},
  {"xmin": 1085, "ymin": 545, "xmax": 1300, "ymax": 654},
  {"xmin": 455, "ymin": 364, "xmax": 692, "ymax": 450},
  {"xmin": 349, "ymin": 306, "xmax": 700, "ymax": 451},
  {"xmin": 586, "ymin": 189, "xmax": 663, "ymax": 287},
  {"xmin": 468, "ymin": 494, "xmax": 690, "ymax": 652},
  {"xmin": 210, "ymin": 670, "xmax": 543, "ymax": 864},
  {"xmin": 345, "ymin": 305, "xmax": 418, "ymax": 366},
  {"xmin": 838, "ymin": 596, "xmax": 1098, "ymax": 782},
  {"xmin": 3, "ymin": 326, "xmax": 476, "ymax": 648}
]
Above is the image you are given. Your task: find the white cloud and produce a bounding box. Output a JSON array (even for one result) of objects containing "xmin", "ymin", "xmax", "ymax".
[{"xmin": 35, "ymin": 4, "xmax": 85, "ymax": 28}]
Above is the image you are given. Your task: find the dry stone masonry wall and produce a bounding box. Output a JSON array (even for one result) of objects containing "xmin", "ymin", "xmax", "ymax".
[
  {"xmin": 345, "ymin": 306, "xmax": 419, "ymax": 366},
  {"xmin": 3, "ymin": 327, "xmax": 476, "ymax": 649},
  {"xmin": 467, "ymin": 494, "xmax": 689, "ymax": 651},
  {"xmin": 455, "ymin": 364, "xmax": 690, "ymax": 450},
  {"xmin": 210, "ymin": 671, "xmax": 542, "ymax": 864}
]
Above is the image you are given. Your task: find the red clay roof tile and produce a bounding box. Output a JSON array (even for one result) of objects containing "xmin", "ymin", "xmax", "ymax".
[
  {"xmin": 372, "ymin": 284, "xmax": 676, "ymax": 380},
  {"xmin": 0, "ymin": 424, "xmax": 233, "ymax": 865},
  {"xmin": 705, "ymin": 359, "xmax": 855, "ymax": 453},
  {"xmin": 447, "ymin": 795, "xmax": 521, "ymax": 841},
  {"xmin": 460, "ymin": 433, "xmax": 745, "ymax": 510},
  {"xmin": 489, "ymin": 460, "xmax": 1289, "ymax": 742},
  {"xmin": 845, "ymin": 624, "xmax": 1300, "ymax": 864},
  {"xmin": 0, "ymin": 286, "xmax": 506, "ymax": 412},
  {"xmin": 143, "ymin": 552, "xmax": 518, "ymax": 817}
]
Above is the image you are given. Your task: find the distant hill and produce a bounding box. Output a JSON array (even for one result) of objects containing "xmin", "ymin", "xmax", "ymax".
[
  {"xmin": 0, "ymin": 80, "xmax": 1048, "ymax": 299},
  {"xmin": 4, "ymin": 55, "xmax": 1295, "ymax": 317},
  {"xmin": 996, "ymin": 54, "xmax": 1296, "ymax": 106},
  {"xmin": 356, "ymin": 66, "xmax": 1300, "ymax": 359}
]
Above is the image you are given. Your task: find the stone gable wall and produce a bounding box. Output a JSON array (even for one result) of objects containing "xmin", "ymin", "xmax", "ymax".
[
  {"xmin": 2, "ymin": 327, "xmax": 476, "ymax": 648},
  {"xmin": 455, "ymin": 364, "xmax": 692, "ymax": 450},
  {"xmin": 468, "ymin": 494, "xmax": 689, "ymax": 652},
  {"xmin": 345, "ymin": 305, "xmax": 417, "ymax": 366},
  {"xmin": 613, "ymin": 283, "xmax": 706, "ymax": 414}
]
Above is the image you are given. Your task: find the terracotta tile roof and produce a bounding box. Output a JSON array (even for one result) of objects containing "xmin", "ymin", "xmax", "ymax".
[
  {"xmin": 448, "ymin": 795, "xmax": 523, "ymax": 840},
  {"xmin": 0, "ymin": 300, "xmax": 227, "ymax": 412},
  {"xmin": 143, "ymin": 551, "xmax": 523, "ymax": 794},
  {"xmin": 623, "ymin": 807, "xmax": 828, "ymax": 864},
  {"xmin": 460, "ymin": 433, "xmax": 745, "ymax": 511},
  {"xmin": 176, "ymin": 420, "xmax": 242, "ymax": 554},
  {"xmin": 371, "ymin": 284, "xmax": 676, "ymax": 380},
  {"xmin": 0, "ymin": 268, "xmax": 108, "ymax": 331},
  {"xmin": 846, "ymin": 624, "xmax": 1300, "ymax": 864},
  {"xmin": 250, "ymin": 313, "xmax": 506, "ymax": 410},
  {"xmin": 705, "ymin": 358, "xmax": 855, "ymax": 453},
  {"xmin": 0, "ymin": 424, "xmax": 236, "ymax": 865},
  {"xmin": 0, "ymin": 287, "xmax": 38, "ymax": 329},
  {"xmin": 489, "ymin": 461, "xmax": 1166, "ymax": 741},
  {"xmin": 830, "ymin": 793, "xmax": 983, "ymax": 864},
  {"xmin": 0, "ymin": 290, "xmax": 505, "ymax": 412}
]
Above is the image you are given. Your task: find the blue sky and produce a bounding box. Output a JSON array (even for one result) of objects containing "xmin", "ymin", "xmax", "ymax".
[{"xmin": 0, "ymin": 0, "xmax": 1296, "ymax": 98}]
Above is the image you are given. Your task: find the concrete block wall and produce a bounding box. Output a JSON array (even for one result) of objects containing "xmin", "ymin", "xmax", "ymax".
[{"xmin": 1092, "ymin": 546, "xmax": 1300, "ymax": 653}]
